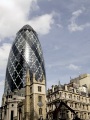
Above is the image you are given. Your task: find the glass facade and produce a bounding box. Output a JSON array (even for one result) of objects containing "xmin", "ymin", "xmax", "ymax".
[{"xmin": 4, "ymin": 25, "xmax": 46, "ymax": 94}]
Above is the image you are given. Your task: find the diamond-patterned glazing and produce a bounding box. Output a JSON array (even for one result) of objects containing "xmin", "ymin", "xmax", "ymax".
[{"xmin": 4, "ymin": 25, "xmax": 46, "ymax": 94}]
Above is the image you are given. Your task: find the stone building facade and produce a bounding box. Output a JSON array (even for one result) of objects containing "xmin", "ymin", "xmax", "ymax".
[
  {"xmin": 0, "ymin": 91, "xmax": 25, "ymax": 120},
  {"xmin": 0, "ymin": 70, "xmax": 46, "ymax": 120},
  {"xmin": 17, "ymin": 70, "xmax": 46, "ymax": 120},
  {"xmin": 46, "ymin": 81, "xmax": 90, "ymax": 120},
  {"xmin": 70, "ymin": 74, "xmax": 90, "ymax": 93}
]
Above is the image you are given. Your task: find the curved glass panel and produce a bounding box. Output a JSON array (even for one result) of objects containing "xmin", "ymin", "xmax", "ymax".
[{"xmin": 4, "ymin": 25, "xmax": 46, "ymax": 94}]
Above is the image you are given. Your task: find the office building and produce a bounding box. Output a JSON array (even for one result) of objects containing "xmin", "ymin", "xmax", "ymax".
[{"xmin": 4, "ymin": 25, "xmax": 46, "ymax": 94}]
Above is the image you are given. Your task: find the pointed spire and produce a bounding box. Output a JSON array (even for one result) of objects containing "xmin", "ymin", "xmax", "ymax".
[
  {"xmin": 42, "ymin": 74, "xmax": 45, "ymax": 81},
  {"xmin": 26, "ymin": 69, "xmax": 30, "ymax": 78},
  {"xmin": 33, "ymin": 73, "xmax": 35, "ymax": 82},
  {"xmin": 58, "ymin": 81, "xmax": 61, "ymax": 87},
  {"xmin": 58, "ymin": 81, "xmax": 62, "ymax": 90}
]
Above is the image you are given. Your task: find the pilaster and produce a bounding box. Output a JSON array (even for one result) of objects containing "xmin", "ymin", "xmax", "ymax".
[{"xmin": 25, "ymin": 69, "xmax": 30, "ymax": 120}]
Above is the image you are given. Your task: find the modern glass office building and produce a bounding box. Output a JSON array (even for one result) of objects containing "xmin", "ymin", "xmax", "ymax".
[{"xmin": 4, "ymin": 25, "xmax": 46, "ymax": 94}]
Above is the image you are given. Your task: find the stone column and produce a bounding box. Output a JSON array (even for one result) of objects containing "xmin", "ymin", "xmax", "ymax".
[
  {"xmin": 68, "ymin": 111, "xmax": 71, "ymax": 119},
  {"xmin": 6, "ymin": 106, "xmax": 9, "ymax": 120},
  {"xmin": 73, "ymin": 102, "xmax": 75, "ymax": 108},
  {"xmin": 82, "ymin": 112, "xmax": 85, "ymax": 120},
  {"xmin": 86, "ymin": 112, "xmax": 88, "ymax": 119},
  {"xmin": 78, "ymin": 112, "xmax": 80, "ymax": 118}
]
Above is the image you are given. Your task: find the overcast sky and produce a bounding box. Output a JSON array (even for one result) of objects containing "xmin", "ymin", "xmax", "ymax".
[{"xmin": 0, "ymin": 0, "xmax": 90, "ymax": 105}]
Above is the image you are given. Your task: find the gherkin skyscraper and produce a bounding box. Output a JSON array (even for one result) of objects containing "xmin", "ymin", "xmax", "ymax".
[{"xmin": 4, "ymin": 25, "xmax": 46, "ymax": 94}]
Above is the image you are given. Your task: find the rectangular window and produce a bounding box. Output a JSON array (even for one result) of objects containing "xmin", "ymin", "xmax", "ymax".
[
  {"xmin": 30, "ymin": 87, "xmax": 32, "ymax": 93},
  {"xmin": 38, "ymin": 86, "xmax": 42, "ymax": 92},
  {"xmin": 38, "ymin": 96, "xmax": 42, "ymax": 102}
]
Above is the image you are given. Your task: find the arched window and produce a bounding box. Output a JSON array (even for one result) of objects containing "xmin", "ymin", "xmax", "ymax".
[{"xmin": 39, "ymin": 108, "xmax": 42, "ymax": 115}]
